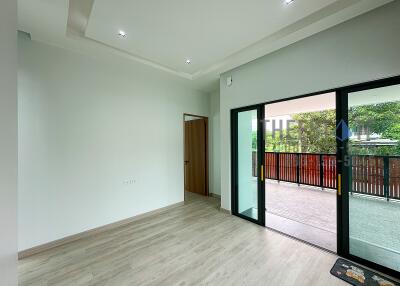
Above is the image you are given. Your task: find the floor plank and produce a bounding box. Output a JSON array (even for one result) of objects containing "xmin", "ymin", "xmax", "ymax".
[{"xmin": 19, "ymin": 192, "xmax": 348, "ymax": 286}]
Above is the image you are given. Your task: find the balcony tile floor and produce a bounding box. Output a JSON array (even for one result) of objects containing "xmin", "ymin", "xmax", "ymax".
[
  {"xmin": 265, "ymin": 179, "xmax": 400, "ymax": 271},
  {"xmin": 265, "ymin": 180, "xmax": 337, "ymax": 252},
  {"xmin": 266, "ymin": 180, "xmax": 336, "ymax": 233}
]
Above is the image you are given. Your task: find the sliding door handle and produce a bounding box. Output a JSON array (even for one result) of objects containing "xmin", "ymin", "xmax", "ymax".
[{"xmin": 261, "ymin": 165, "xmax": 264, "ymax": 182}]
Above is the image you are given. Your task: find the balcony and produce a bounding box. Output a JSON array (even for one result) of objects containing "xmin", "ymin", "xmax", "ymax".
[
  {"xmin": 254, "ymin": 152, "xmax": 400, "ymax": 200},
  {"xmin": 255, "ymin": 152, "xmax": 400, "ymax": 259},
  {"xmin": 265, "ymin": 180, "xmax": 337, "ymax": 251}
]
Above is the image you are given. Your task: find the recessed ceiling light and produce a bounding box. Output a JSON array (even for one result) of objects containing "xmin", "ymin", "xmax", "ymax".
[
  {"xmin": 285, "ymin": 0, "xmax": 295, "ymax": 5},
  {"xmin": 118, "ymin": 30, "xmax": 127, "ymax": 38},
  {"xmin": 185, "ymin": 59, "xmax": 191, "ymax": 64}
]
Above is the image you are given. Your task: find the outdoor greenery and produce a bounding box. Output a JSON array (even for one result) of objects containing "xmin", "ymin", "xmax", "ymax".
[
  {"xmin": 263, "ymin": 110, "xmax": 336, "ymax": 153},
  {"xmin": 252, "ymin": 101, "xmax": 400, "ymax": 155},
  {"xmin": 349, "ymin": 102, "xmax": 400, "ymax": 155}
]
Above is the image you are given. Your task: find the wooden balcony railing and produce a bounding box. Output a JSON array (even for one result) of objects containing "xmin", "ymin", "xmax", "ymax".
[{"xmin": 252, "ymin": 152, "xmax": 400, "ymax": 200}]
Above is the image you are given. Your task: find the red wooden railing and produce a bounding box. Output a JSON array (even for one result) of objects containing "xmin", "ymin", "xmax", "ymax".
[
  {"xmin": 252, "ymin": 152, "xmax": 400, "ymax": 200},
  {"xmin": 389, "ymin": 158, "xmax": 400, "ymax": 199},
  {"xmin": 350, "ymin": 155, "xmax": 400, "ymax": 199},
  {"xmin": 351, "ymin": 156, "xmax": 384, "ymax": 196},
  {"xmin": 263, "ymin": 152, "xmax": 337, "ymax": 189}
]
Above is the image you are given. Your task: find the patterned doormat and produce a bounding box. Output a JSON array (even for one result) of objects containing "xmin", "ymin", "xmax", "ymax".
[{"xmin": 330, "ymin": 258, "xmax": 398, "ymax": 286}]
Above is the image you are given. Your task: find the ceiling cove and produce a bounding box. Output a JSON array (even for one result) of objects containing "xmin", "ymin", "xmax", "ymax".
[{"xmin": 19, "ymin": 0, "xmax": 394, "ymax": 89}]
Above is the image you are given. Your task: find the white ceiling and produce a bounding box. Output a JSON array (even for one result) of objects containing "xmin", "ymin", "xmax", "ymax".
[
  {"xmin": 349, "ymin": 84, "xmax": 400, "ymax": 107},
  {"xmin": 265, "ymin": 92, "xmax": 336, "ymax": 117},
  {"xmin": 85, "ymin": 0, "xmax": 337, "ymax": 74},
  {"xmin": 18, "ymin": 0, "xmax": 393, "ymax": 92}
]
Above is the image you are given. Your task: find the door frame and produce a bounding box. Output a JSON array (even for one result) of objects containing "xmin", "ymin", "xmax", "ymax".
[
  {"xmin": 337, "ymin": 76, "xmax": 400, "ymax": 278},
  {"xmin": 230, "ymin": 74, "xmax": 400, "ymax": 278},
  {"xmin": 183, "ymin": 113, "xmax": 209, "ymax": 199},
  {"xmin": 231, "ymin": 105, "xmax": 265, "ymax": 226}
]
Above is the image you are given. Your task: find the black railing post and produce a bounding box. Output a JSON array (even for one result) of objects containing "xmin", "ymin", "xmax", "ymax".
[
  {"xmin": 320, "ymin": 154, "xmax": 324, "ymax": 189},
  {"xmin": 276, "ymin": 152, "xmax": 280, "ymax": 182},
  {"xmin": 296, "ymin": 153, "xmax": 300, "ymax": 186},
  {"xmin": 383, "ymin": 156, "xmax": 389, "ymax": 201}
]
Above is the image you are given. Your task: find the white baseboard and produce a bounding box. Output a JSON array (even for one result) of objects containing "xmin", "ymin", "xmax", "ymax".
[
  {"xmin": 209, "ymin": 193, "xmax": 221, "ymax": 199},
  {"xmin": 220, "ymin": 207, "xmax": 231, "ymax": 214}
]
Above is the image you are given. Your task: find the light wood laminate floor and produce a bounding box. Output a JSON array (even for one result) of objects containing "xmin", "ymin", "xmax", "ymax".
[{"xmin": 19, "ymin": 192, "xmax": 348, "ymax": 286}]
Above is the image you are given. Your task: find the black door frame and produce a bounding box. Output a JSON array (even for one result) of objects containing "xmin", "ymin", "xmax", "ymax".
[
  {"xmin": 230, "ymin": 74, "xmax": 400, "ymax": 278},
  {"xmin": 231, "ymin": 104, "xmax": 265, "ymax": 226},
  {"xmin": 338, "ymin": 76, "xmax": 400, "ymax": 279},
  {"xmin": 336, "ymin": 90, "xmax": 348, "ymax": 256}
]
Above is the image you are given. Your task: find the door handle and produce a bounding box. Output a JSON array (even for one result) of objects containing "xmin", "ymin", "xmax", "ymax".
[
  {"xmin": 261, "ymin": 165, "xmax": 264, "ymax": 182},
  {"xmin": 338, "ymin": 174, "xmax": 342, "ymax": 196}
]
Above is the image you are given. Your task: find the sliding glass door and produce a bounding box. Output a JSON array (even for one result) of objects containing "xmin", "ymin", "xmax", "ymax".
[
  {"xmin": 231, "ymin": 106, "xmax": 265, "ymax": 225},
  {"xmin": 231, "ymin": 75, "xmax": 400, "ymax": 277},
  {"xmin": 339, "ymin": 78, "xmax": 400, "ymax": 276}
]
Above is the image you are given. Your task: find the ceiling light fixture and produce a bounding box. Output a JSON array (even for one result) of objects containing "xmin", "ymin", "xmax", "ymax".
[
  {"xmin": 118, "ymin": 30, "xmax": 127, "ymax": 38},
  {"xmin": 285, "ymin": 0, "xmax": 295, "ymax": 5},
  {"xmin": 185, "ymin": 59, "xmax": 191, "ymax": 64}
]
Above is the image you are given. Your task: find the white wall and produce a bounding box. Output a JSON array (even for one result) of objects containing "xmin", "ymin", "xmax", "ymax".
[
  {"xmin": 209, "ymin": 90, "xmax": 221, "ymax": 196},
  {"xmin": 0, "ymin": 0, "xmax": 17, "ymax": 284},
  {"xmin": 220, "ymin": 1, "xmax": 400, "ymax": 210},
  {"xmin": 18, "ymin": 34, "xmax": 210, "ymax": 251}
]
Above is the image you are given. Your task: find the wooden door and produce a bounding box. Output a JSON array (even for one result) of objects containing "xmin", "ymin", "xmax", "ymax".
[{"xmin": 184, "ymin": 118, "xmax": 208, "ymax": 196}]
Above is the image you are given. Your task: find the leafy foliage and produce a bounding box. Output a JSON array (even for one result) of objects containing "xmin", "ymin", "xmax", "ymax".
[
  {"xmin": 291, "ymin": 110, "xmax": 336, "ymax": 153},
  {"xmin": 261, "ymin": 110, "xmax": 336, "ymax": 153},
  {"xmin": 349, "ymin": 102, "xmax": 400, "ymax": 155},
  {"xmin": 251, "ymin": 101, "xmax": 400, "ymax": 155}
]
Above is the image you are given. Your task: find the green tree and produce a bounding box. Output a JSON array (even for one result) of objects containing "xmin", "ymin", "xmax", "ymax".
[
  {"xmin": 251, "ymin": 102, "xmax": 400, "ymax": 155},
  {"xmin": 291, "ymin": 110, "xmax": 336, "ymax": 153},
  {"xmin": 261, "ymin": 110, "xmax": 336, "ymax": 154},
  {"xmin": 349, "ymin": 102, "xmax": 400, "ymax": 155}
]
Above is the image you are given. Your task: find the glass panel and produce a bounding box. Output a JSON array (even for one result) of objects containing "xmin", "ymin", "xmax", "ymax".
[
  {"xmin": 237, "ymin": 110, "xmax": 258, "ymax": 220},
  {"xmin": 348, "ymin": 84, "xmax": 400, "ymax": 272},
  {"xmin": 264, "ymin": 93, "xmax": 337, "ymax": 252}
]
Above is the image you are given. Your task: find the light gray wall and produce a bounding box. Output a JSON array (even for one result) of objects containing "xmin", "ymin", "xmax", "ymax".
[
  {"xmin": 0, "ymin": 0, "xmax": 17, "ymax": 284},
  {"xmin": 209, "ymin": 90, "xmax": 221, "ymax": 196},
  {"xmin": 220, "ymin": 1, "xmax": 400, "ymax": 210},
  {"xmin": 18, "ymin": 34, "xmax": 210, "ymax": 250}
]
